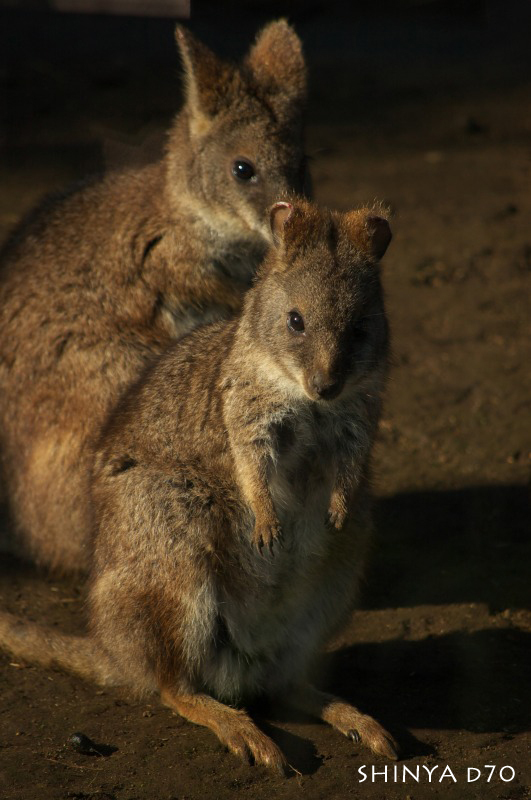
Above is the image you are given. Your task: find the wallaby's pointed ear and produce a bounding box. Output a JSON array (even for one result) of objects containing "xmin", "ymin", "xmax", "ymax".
[
  {"xmin": 244, "ymin": 20, "xmax": 306, "ymax": 123},
  {"xmin": 344, "ymin": 210, "xmax": 392, "ymax": 261},
  {"xmin": 270, "ymin": 202, "xmax": 294, "ymax": 245},
  {"xmin": 175, "ymin": 26, "xmax": 235, "ymax": 124},
  {"xmin": 366, "ymin": 215, "xmax": 392, "ymax": 259}
]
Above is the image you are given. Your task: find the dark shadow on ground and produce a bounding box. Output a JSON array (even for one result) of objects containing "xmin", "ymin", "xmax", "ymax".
[
  {"xmin": 368, "ymin": 484, "xmax": 530, "ymax": 611},
  {"xmin": 323, "ymin": 626, "xmax": 531, "ymax": 740}
]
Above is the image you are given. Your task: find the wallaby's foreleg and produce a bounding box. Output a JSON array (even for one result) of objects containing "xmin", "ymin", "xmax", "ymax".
[
  {"xmin": 0, "ymin": 611, "xmax": 118, "ymax": 686},
  {"xmin": 226, "ymin": 428, "xmax": 281, "ymax": 553},
  {"xmin": 328, "ymin": 460, "xmax": 358, "ymax": 530},
  {"xmin": 288, "ymin": 683, "xmax": 398, "ymax": 760},
  {"xmin": 161, "ymin": 689, "xmax": 288, "ymax": 774}
]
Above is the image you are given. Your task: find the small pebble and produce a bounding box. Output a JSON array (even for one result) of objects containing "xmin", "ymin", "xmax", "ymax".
[{"xmin": 69, "ymin": 732, "xmax": 99, "ymax": 755}]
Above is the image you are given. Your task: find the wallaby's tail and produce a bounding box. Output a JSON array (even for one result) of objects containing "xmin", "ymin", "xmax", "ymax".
[{"xmin": 0, "ymin": 611, "xmax": 118, "ymax": 686}]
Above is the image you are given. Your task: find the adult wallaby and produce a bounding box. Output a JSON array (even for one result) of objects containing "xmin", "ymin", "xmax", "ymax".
[
  {"xmin": 0, "ymin": 20, "xmax": 307, "ymax": 573},
  {"xmin": 0, "ymin": 199, "xmax": 397, "ymax": 772}
]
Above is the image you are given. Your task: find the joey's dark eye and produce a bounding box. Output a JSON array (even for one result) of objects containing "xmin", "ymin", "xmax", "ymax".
[
  {"xmin": 232, "ymin": 159, "xmax": 256, "ymax": 182},
  {"xmin": 287, "ymin": 310, "xmax": 305, "ymax": 334}
]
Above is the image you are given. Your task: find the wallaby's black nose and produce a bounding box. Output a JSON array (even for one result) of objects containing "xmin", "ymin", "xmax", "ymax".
[{"xmin": 311, "ymin": 371, "xmax": 341, "ymax": 400}]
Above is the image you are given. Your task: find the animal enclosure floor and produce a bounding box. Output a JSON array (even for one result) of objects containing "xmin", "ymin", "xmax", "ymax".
[{"xmin": 1, "ymin": 4, "xmax": 530, "ymax": 799}]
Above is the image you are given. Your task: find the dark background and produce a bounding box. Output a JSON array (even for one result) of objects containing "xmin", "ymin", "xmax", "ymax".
[{"xmin": 1, "ymin": 2, "xmax": 530, "ymax": 798}]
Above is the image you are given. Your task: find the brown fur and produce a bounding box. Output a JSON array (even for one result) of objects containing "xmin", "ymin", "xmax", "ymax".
[
  {"xmin": 0, "ymin": 20, "xmax": 308, "ymax": 573},
  {"xmin": 0, "ymin": 199, "xmax": 398, "ymax": 772}
]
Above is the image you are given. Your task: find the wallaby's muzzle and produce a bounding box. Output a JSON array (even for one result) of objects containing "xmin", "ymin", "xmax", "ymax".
[{"xmin": 306, "ymin": 368, "xmax": 344, "ymax": 402}]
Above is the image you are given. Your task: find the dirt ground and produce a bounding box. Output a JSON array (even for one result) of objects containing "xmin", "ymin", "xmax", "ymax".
[{"xmin": 1, "ymin": 2, "xmax": 530, "ymax": 799}]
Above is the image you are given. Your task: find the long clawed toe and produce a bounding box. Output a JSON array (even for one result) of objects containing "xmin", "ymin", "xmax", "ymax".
[
  {"xmin": 346, "ymin": 723, "xmax": 398, "ymax": 760},
  {"xmin": 225, "ymin": 736, "xmax": 253, "ymax": 766},
  {"xmin": 373, "ymin": 731, "xmax": 400, "ymax": 761},
  {"xmin": 356, "ymin": 718, "xmax": 399, "ymax": 761},
  {"xmin": 223, "ymin": 728, "xmax": 289, "ymax": 775}
]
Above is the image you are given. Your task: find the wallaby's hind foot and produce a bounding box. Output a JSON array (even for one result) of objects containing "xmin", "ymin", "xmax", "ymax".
[
  {"xmin": 0, "ymin": 611, "xmax": 117, "ymax": 686},
  {"xmin": 290, "ymin": 684, "xmax": 399, "ymax": 761},
  {"xmin": 161, "ymin": 690, "xmax": 289, "ymax": 775}
]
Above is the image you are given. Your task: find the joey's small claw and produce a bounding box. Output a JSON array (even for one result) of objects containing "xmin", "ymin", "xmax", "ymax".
[
  {"xmin": 252, "ymin": 520, "xmax": 282, "ymax": 556},
  {"xmin": 347, "ymin": 729, "xmax": 361, "ymax": 744},
  {"xmin": 269, "ymin": 532, "xmax": 284, "ymax": 556},
  {"xmin": 327, "ymin": 508, "xmax": 346, "ymax": 531},
  {"xmin": 327, "ymin": 489, "xmax": 349, "ymax": 530}
]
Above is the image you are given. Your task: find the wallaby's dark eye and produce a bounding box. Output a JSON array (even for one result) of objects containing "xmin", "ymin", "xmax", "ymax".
[
  {"xmin": 287, "ymin": 310, "xmax": 305, "ymax": 334},
  {"xmin": 232, "ymin": 159, "xmax": 256, "ymax": 182}
]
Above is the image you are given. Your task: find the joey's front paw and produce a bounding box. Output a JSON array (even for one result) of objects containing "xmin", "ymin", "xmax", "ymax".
[
  {"xmin": 252, "ymin": 518, "xmax": 283, "ymax": 556},
  {"xmin": 327, "ymin": 493, "xmax": 347, "ymax": 530}
]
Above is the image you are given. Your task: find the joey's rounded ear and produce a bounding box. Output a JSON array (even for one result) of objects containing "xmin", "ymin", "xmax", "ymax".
[
  {"xmin": 244, "ymin": 20, "xmax": 306, "ymax": 123},
  {"xmin": 269, "ymin": 202, "xmax": 294, "ymax": 245},
  {"xmin": 344, "ymin": 209, "xmax": 392, "ymax": 261},
  {"xmin": 175, "ymin": 26, "xmax": 235, "ymax": 122}
]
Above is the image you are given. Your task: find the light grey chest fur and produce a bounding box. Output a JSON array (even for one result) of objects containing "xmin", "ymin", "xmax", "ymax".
[{"xmin": 201, "ymin": 404, "xmax": 370, "ymax": 703}]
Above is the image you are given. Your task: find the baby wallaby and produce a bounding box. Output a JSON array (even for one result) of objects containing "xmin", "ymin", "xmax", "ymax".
[
  {"xmin": 0, "ymin": 199, "xmax": 396, "ymax": 772},
  {"xmin": 0, "ymin": 20, "xmax": 307, "ymax": 573}
]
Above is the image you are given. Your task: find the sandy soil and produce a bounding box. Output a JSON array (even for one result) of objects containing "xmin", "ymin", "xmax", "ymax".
[{"xmin": 1, "ymin": 3, "xmax": 530, "ymax": 799}]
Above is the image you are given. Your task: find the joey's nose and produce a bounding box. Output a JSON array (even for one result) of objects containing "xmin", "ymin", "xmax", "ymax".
[{"xmin": 310, "ymin": 371, "xmax": 342, "ymax": 401}]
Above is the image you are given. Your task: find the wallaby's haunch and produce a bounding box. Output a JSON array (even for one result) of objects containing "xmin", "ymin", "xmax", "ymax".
[
  {"xmin": 0, "ymin": 20, "xmax": 307, "ymax": 573},
  {"xmin": 0, "ymin": 199, "xmax": 397, "ymax": 772}
]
